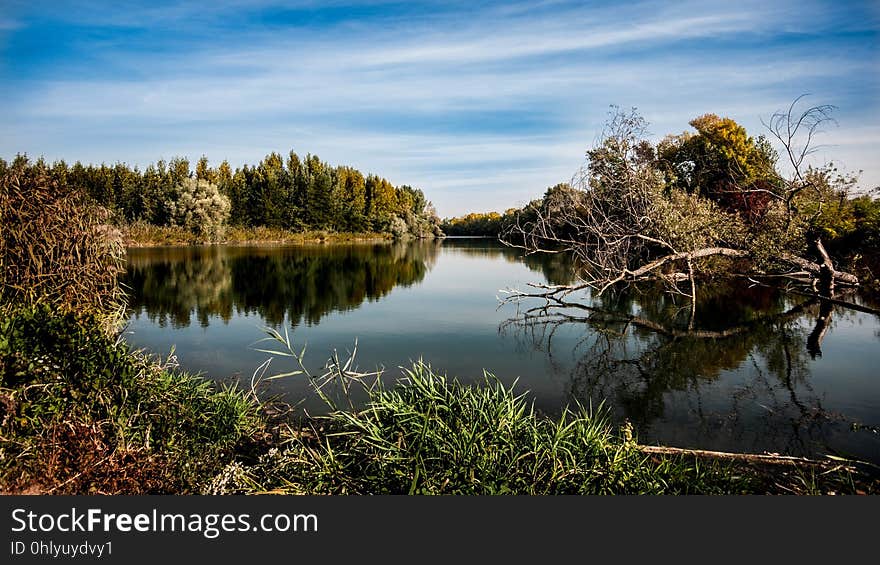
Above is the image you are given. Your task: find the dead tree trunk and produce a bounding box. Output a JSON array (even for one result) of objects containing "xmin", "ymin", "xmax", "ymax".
[{"xmin": 814, "ymin": 237, "xmax": 836, "ymax": 297}]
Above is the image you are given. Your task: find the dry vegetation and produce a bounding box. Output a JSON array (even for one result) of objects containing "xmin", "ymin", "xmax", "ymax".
[{"xmin": 0, "ymin": 162, "xmax": 125, "ymax": 324}]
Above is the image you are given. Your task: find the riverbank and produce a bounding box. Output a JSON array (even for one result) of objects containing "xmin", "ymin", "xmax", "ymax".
[
  {"xmin": 122, "ymin": 223, "xmax": 395, "ymax": 247},
  {"xmin": 1, "ymin": 307, "xmax": 876, "ymax": 494}
]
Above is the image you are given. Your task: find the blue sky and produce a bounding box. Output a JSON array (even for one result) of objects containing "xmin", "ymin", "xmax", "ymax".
[{"xmin": 1, "ymin": 0, "xmax": 878, "ymax": 217}]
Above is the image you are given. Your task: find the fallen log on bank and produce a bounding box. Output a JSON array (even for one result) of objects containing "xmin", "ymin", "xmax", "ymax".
[
  {"xmin": 778, "ymin": 253, "xmax": 859, "ymax": 286},
  {"xmin": 638, "ymin": 445, "xmax": 856, "ymax": 470},
  {"xmin": 632, "ymin": 245, "xmax": 859, "ymax": 288}
]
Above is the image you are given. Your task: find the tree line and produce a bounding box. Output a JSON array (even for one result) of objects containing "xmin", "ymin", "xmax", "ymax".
[
  {"xmin": 0, "ymin": 152, "xmax": 443, "ymax": 240},
  {"xmin": 441, "ymin": 210, "xmax": 513, "ymax": 236}
]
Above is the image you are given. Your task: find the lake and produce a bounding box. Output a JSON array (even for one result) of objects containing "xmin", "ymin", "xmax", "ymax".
[{"xmin": 122, "ymin": 238, "xmax": 880, "ymax": 464}]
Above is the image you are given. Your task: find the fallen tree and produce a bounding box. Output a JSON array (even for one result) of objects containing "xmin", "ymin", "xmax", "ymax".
[{"xmin": 501, "ymin": 99, "xmax": 861, "ymax": 317}]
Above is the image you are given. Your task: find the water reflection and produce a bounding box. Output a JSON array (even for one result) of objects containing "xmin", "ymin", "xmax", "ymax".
[
  {"xmin": 501, "ymin": 282, "xmax": 880, "ymax": 460},
  {"xmin": 124, "ymin": 241, "xmax": 441, "ymax": 327},
  {"xmin": 123, "ymin": 239, "xmax": 575, "ymax": 328}
]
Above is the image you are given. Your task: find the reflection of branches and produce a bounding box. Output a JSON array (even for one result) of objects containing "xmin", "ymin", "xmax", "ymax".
[
  {"xmin": 500, "ymin": 285, "xmax": 817, "ymax": 340},
  {"xmin": 498, "ymin": 286, "xmax": 871, "ymax": 458},
  {"xmin": 806, "ymin": 300, "xmax": 833, "ymax": 358},
  {"xmin": 721, "ymin": 324, "xmax": 857, "ymax": 459}
]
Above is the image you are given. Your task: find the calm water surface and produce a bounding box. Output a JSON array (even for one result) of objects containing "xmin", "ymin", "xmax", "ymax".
[{"xmin": 122, "ymin": 239, "xmax": 880, "ymax": 463}]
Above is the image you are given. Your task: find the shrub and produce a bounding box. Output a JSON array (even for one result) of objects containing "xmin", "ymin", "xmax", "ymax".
[
  {"xmin": 389, "ymin": 214, "xmax": 409, "ymax": 238},
  {"xmin": 164, "ymin": 178, "xmax": 231, "ymax": 241}
]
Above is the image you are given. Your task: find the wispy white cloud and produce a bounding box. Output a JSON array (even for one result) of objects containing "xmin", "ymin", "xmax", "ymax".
[{"xmin": 20, "ymin": 47, "xmax": 867, "ymax": 122}]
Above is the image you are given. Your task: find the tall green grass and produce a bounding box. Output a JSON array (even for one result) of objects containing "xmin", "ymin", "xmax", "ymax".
[{"xmin": 210, "ymin": 361, "xmax": 757, "ymax": 494}]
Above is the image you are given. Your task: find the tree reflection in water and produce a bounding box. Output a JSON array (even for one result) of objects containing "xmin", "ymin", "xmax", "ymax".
[
  {"xmin": 123, "ymin": 241, "xmax": 441, "ymax": 328},
  {"xmin": 501, "ymin": 281, "xmax": 879, "ymax": 459}
]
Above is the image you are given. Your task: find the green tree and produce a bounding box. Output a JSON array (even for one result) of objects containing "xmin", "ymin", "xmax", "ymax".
[
  {"xmin": 304, "ymin": 154, "xmax": 332, "ymax": 229},
  {"xmin": 195, "ymin": 155, "xmax": 217, "ymax": 183},
  {"xmin": 336, "ymin": 166, "xmax": 367, "ymax": 232},
  {"xmin": 366, "ymin": 175, "xmax": 396, "ymax": 230},
  {"xmin": 169, "ymin": 157, "xmax": 191, "ymax": 185},
  {"xmin": 286, "ymin": 151, "xmax": 307, "ymax": 230},
  {"xmin": 256, "ymin": 152, "xmax": 288, "ymax": 228},
  {"xmin": 657, "ymin": 113, "xmax": 779, "ymax": 221}
]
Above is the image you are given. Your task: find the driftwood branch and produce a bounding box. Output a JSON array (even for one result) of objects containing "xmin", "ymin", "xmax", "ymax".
[
  {"xmin": 638, "ymin": 445, "xmax": 856, "ymax": 470},
  {"xmin": 779, "ymin": 288, "xmax": 880, "ymax": 316},
  {"xmin": 630, "ymin": 246, "xmax": 858, "ymax": 288},
  {"xmin": 778, "ymin": 250, "xmax": 858, "ymax": 286},
  {"xmin": 626, "ymin": 247, "xmax": 747, "ymax": 278}
]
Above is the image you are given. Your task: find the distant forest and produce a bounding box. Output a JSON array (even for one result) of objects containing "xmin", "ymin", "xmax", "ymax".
[
  {"xmin": 0, "ymin": 152, "xmax": 443, "ymax": 239},
  {"xmin": 441, "ymin": 210, "xmax": 514, "ymax": 236},
  {"xmin": 439, "ymin": 183, "xmax": 569, "ymax": 237}
]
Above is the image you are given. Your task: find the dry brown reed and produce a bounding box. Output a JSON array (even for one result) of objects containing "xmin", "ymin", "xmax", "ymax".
[{"xmin": 0, "ymin": 162, "xmax": 125, "ymax": 323}]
